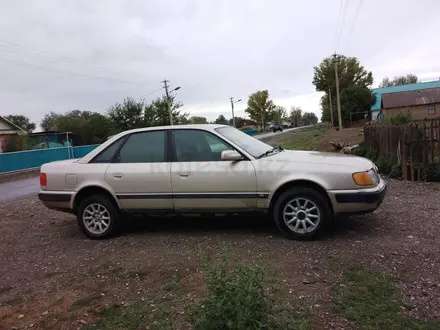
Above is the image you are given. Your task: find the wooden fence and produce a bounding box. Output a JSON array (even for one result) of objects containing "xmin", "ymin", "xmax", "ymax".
[{"xmin": 364, "ymin": 119, "xmax": 440, "ymax": 181}]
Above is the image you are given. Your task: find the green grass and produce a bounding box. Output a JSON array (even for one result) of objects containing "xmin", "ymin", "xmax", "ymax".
[
  {"xmin": 187, "ymin": 252, "xmax": 310, "ymax": 330},
  {"xmin": 333, "ymin": 266, "xmax": 440, "ymax": 330},
  {"xmin": 282, "ymin": 129, "xmax": 327, "ymax": 151},
  {"xmin": 84, "ymin": 298, "xmax": 173, "ymax": 330}
]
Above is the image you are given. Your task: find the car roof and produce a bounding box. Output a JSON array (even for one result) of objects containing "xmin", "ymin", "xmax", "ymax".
[{"xmin": 120, "ymin": 123, "xmax": 228, "ymax": 135}]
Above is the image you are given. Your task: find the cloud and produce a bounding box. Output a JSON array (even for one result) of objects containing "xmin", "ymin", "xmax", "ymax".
[{"xmin": 0, "ymin": 0, "xmax": 439, "ymax": 128}]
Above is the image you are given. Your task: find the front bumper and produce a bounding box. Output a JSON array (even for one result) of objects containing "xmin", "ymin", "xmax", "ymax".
[{"xmin": 328, "ymin": 179, "xmax": 387, "ymax": 215}]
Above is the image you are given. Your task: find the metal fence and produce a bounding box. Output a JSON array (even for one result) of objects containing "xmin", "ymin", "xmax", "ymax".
[{"xmin": 0, "ymin": 144, "xmax": 99, "ymax": 174}]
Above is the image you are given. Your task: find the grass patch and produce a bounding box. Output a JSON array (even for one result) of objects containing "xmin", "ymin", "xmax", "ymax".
[
  {"xmin": 282, "ymin": 129, "xmax": 328, "ymax": 151},
  {"xmin": 187, "ymin": 252, "xmax": 310, "ymax": 330},
  {"xmin": 85, "ymin": 298, "xmax": 173, "ymax": 330},
  {"xmin": 333, "ymin": 266, "xmax": 440, "ymax": 330},
  {"xmin": 70, "ymin": 294, "xmax": 103, "ymax": 311}
]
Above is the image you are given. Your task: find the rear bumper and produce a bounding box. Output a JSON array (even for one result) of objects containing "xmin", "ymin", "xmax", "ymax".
[
  {"xmin": 38, "ymin": 192, "xmax": 74, "ymax": 213},
  {"xmin": 328, "ymin": 179, "xmax": 387, "ymax": 216}
]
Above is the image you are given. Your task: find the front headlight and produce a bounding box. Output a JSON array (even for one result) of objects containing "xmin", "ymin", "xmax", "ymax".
[{"xmin": 352, "ymin": 168, "xmax": 379, "ymax": 186}]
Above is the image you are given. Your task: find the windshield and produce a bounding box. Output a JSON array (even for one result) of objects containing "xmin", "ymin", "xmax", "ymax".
[{"xmin": 215, "ymin": 126, "xmax": 272, "ymax": 158}]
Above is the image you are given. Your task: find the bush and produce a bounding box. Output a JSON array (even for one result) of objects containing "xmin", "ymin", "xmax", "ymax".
[
  {"xmin": 5, "ymin": 135, "xmax": 28, "ymax": 152},
  {"xmin": 380, "ymin": 109, "xmax": 412, "ymax": 125},
  {"xmin": 422, "ymin": 167, "xmax": 440, "ymax": 182}
]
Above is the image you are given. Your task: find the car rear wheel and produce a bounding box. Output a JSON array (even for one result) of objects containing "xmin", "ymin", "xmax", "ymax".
[
  {"xmin": 273, "ymin": 187, "xmax": 331, "ymax": 240},
  {"xmin": 77, "ymin": 195, "xmax": 120, "ymax": 239}
]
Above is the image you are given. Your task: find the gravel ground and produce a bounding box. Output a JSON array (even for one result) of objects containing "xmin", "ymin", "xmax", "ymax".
[{"xmin": 1, "ymin": 178, "xmax": 440, "ymax": 329}]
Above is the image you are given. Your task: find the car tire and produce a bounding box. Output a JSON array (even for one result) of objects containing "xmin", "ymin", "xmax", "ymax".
[
  {"xmin": 76, "ymin": 194, "xmax": 120, "ymax": 239},
  {"xmin": 273, "ymin": 187, "xmax": 331, "ymax": 240}
]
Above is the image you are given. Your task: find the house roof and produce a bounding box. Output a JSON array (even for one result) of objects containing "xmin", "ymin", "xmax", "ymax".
[
  {"xmin": 382, "ymin": 87, "xmax": 440, "ymax": 109},
  {"xmin": 0, "ymin": 115, "xmax": 27, "ymax": 133},
  {"xmin": 371, "ymin": 80, "xmax": 440, "ymax": 111}
]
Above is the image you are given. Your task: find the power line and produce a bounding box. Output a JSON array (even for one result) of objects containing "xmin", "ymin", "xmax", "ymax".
[
  {"xmin": 343, "ymin": 0, "xmax": 364, "ymax": 50},
  {"xmin": 333, "ymin": 0, "xmax": 345, "ymax": 52},
  {"xmin": 334, "ymin": 0, "xmax": 349, "ymax": 53},
  {"xmin": 0, "ymin": 56, "xmax": 153, "ymax": 86},
  {"xmin": 139, "ymin": 87, "xmax": 163, "ymax": 100},
  {"xmin": 0, "ymin": 39, "xmax": 132, "ymax": 76}
]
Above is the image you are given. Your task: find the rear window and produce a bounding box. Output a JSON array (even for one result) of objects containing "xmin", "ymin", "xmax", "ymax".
[{"xmin": 90, "ymin": 138, "xmax": 124, "ymax": 163}]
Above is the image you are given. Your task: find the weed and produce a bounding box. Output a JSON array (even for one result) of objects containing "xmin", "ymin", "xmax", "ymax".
[
  {"xmin": 199, "ymin": 247, "xmax": 209, "ymax": 271},
  {"xmin": 187, "ymin": 255, "xmax": 309, "ymax": 330},
  {"xmin": 333, "ymin": 266, "xmax": 440, "ymax": 329}
]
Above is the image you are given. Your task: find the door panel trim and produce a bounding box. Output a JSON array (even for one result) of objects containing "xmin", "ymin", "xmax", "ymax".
[{"xmin": 116, "ymin": 192, "xmax": 269, "ymax": 199}]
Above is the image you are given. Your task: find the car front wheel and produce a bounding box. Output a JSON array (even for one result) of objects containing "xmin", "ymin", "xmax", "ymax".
[
  {"xmin": 273, "ymin": 187, "xmax": 331, "ymax": 240},
  {"xmin": 76, "ymin": 195, "xmax": 120, "ymax": 239}
]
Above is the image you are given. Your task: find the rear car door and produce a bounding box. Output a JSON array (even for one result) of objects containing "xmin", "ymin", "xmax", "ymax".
[
  {"xmin": 170, "ymin": 129, "xmax": 257, "ymax": 212},
  {"xmin": 104, "ymin": 130, "xmax": 173, "ymax": 211}
]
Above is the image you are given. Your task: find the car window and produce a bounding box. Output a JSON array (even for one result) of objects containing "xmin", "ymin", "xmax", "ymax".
[
  {"xmin": 91, "ymin": 138, "xmax": 124, "ymax": 163},
  {"xmin": 117, "ymin": 131, "xmax": 166, "ymax": 163},
  {"xmin": 215, "ymin": 126, "xmax": 272, "ymax": 158},
  {"xmin": 174, "ymin": 129, "xmax": 232, "ymax": 162}
]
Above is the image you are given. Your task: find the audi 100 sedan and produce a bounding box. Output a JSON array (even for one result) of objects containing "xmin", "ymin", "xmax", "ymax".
[{"xmin": 38, "ymin": 124, "xmax": 387, "ymax": 240}]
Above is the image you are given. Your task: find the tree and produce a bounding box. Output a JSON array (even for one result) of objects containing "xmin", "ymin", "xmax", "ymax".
[
  {"xmin": 41, "ymin": 111, "xmax": 61, "ymax": 131},
  {"xmin": 289, "ymin": 107, "xmax": 303, "ymax": 127},
  {"xmin": 273, "ymin": 106, "xmax": 287, "ymax": 123},
  {"xmin": 189, "ymin": 116, "xmax": 208, "ymax": 124},
  {"xmin": 245, "ymin": 90, "xmax": 276, "ymax": 130},
  {"xmin": 339, "ymin": 87, "xmax": 376, "ymax": 122},
  {"xmin": 50, "ymin": 110, "xmax": 115, "ymax": 144},
  {"xmin": 313, "ymin": 54, "xmax": 373, "ymax": 126},
  {"xmin": 107, "ymin": 97, "xmax": 146, "ymax": 132},
  {"xmin": 379, "ymin": 74, "xmax": 418, "ymax": 87},
  {"xmin": 143, "ymin": 95, "xmax": 189, "ymax": 127},
  {"xmin": 214, "ymin": 114, "xmax": 229, "ymax": 125},
  {"xmin": 4, "ymin": 115, "xmax": 36, "ymax": 132},
  {"xmin": 108, "ymin": 95, "xmax": 190, "ymax": 130},
  {"xmin": 301, "ymin": 112, "xmax": 319, "ymax": 126}
]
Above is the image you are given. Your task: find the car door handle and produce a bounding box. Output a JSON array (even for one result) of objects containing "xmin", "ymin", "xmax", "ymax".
[
  {"xmin": 112, "ymin": 173, "xmax": 123, "ymax": 179},
  {"xmin": 179, "ymin": 173, "xmax": 190, "ymax": 178}
]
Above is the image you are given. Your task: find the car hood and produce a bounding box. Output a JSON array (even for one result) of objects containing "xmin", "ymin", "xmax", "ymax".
[{"xmin": 265, "ymin": 150, "xmax": 375, "ymax": 170}]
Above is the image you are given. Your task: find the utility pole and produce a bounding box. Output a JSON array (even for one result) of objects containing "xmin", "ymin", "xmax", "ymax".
[
  {"xmin": 230, "ymin": 97, "xmax": 236, "ymax": 127},
  {"xmin": 328, "ymin": 88, "xmax": 334, "ymax": 127},
  {"xmin": 333, "ymin": 53, "xmax": 343, "ymax": 131},
  {"xmin": 229, "ymin": 97, "xmax": 242, "ymax": 127},
  {"xmin": 162, "ymin": 79, "xmax": 173, "ymax": 125}
]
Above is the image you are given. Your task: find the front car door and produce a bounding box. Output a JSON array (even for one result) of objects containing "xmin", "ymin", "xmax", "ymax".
[
  {"xmin": 170, "ymin": 128, "xmax": 257, "ymax": 212},
  {"xmin": 104, "ymin": 130, "xmax": 173, "ymax": 212}
]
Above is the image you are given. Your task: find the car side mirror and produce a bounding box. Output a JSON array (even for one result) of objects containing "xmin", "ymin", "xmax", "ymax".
[{"xmin": 221, "ymin": 150, "xmax": 242, "ymax": 161}]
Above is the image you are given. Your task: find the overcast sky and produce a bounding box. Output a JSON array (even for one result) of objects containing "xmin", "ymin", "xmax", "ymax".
[{"xmin": 1, "ymin": 0, "xmax": 440, "ymax": 129}]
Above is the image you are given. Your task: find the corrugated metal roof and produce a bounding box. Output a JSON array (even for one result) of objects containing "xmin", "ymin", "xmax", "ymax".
[
  {"xmin": 371, "ymin": 80, "xmax": 440, "ymax": 111},
  {"xmin": 382, "ymin": 87, "xmax": 440, "ymax": 109}
]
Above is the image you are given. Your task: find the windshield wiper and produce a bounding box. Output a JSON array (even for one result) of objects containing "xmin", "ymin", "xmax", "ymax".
[{"xmin": 257, "ymin": 146, "xmax": 283, "ymax": 159}]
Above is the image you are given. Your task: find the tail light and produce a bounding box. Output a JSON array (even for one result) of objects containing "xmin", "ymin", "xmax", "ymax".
[{"xmin": 40, "ymin": 172, "xmax": 47, "ymax": 186}]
